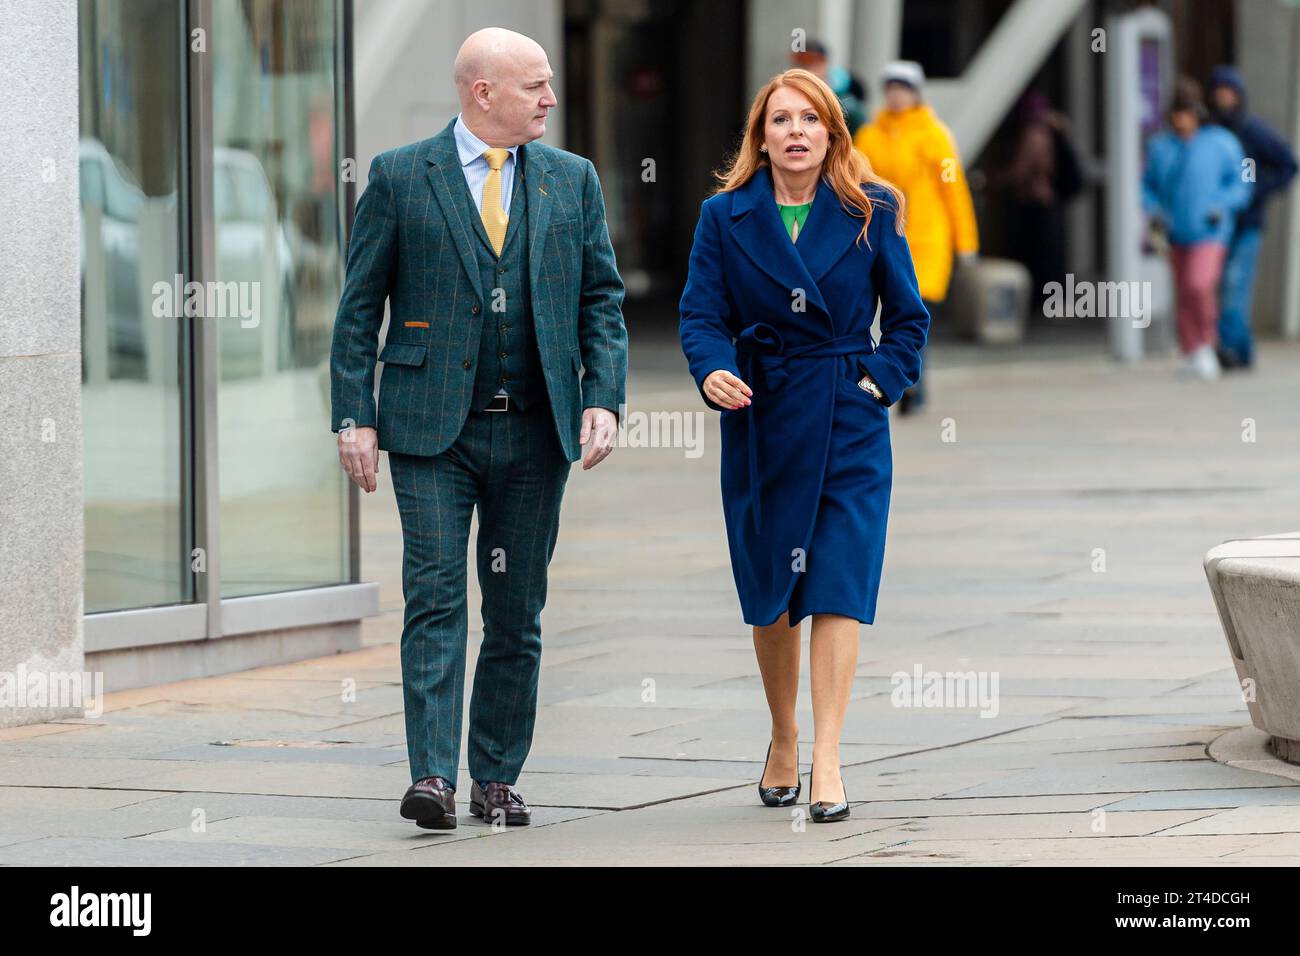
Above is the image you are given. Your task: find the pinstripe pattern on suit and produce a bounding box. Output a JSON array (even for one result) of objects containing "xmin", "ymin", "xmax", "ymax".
[
  {"xmin": 388, "ymin": 402, "xmax": 568, "ymax": 787},
  {"xmin": 329, "ymin": 117, "xmax": 628, "ymax": 463}
]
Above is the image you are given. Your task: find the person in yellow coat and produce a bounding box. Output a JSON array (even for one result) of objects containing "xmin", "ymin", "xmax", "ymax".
[{"xmin": 855, "ymin": 60, "xmax": 979, "ymax": 413}]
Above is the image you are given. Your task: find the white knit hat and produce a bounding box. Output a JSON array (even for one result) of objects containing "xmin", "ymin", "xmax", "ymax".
[{"xmin": 881, "ymin": 60, "xmax": 926, "ymax": 95}]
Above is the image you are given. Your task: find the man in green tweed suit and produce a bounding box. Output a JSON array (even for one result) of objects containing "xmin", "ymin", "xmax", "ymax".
[{"xmin": 330, "ymin": 27, "xmax": 627, "ymax": 830}]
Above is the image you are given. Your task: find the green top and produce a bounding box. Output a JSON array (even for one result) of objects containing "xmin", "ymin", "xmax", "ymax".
[{"xmin": 778, "ymin": 201, "xmax": 813, "ymax": 242}]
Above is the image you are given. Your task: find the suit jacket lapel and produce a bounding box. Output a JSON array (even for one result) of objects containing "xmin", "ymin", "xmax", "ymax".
[
  {"xmin": 524, "ymin": 142, "xmax": 554, "ymax": 302},
  {"xmin": 728, "ymin": 166, "xmax": 830, "ymax": 321},
  {"xmin": 424, "ymin": 120, "xmax": 485, "ymax": 301}
]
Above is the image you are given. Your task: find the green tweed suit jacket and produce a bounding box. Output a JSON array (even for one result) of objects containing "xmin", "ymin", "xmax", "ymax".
[{"xmin": 330, "ymin": 118, "xmax": 628, "ymax": 462}]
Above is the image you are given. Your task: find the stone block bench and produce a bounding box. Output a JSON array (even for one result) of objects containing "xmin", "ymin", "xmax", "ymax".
[{"xmin": 1205, "ymin": 534, "xmax": 1300, "ymax": 763}]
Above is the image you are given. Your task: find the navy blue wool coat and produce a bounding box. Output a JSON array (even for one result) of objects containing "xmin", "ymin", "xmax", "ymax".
[{"xmin": 679, "ymin": 166, "xmax": 929, "ymax": 627}]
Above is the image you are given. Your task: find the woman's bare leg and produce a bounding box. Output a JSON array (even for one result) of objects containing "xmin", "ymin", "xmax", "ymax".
[
  {"xmin": 809, "ymin": 613, "xmax": 859, "ymax": 803},
  {"xmin": 753, "ymin": 611, "xmax": 801, "ymax": 787}
]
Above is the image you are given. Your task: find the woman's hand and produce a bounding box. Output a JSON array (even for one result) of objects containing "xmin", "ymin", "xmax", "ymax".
[{"xmin": 703, "ymin": 369, "xmax": 752, "ymax": 409}]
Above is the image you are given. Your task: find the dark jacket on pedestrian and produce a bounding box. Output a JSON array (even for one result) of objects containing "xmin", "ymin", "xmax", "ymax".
[{"xmin": 1207, "ymin": 65, "xmax": 1298, "ymax": 231}]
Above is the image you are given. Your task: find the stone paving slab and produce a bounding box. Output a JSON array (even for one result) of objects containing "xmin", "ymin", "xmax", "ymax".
[
  {"xmin": 851, "ymin": 793, "xmax": 1142, "ymax": 818},
  {"xmin": 98, "ymin": 760, "xmax": 413, "ymax": 800},
  {"xmin": 0, "ymin": 785, "xmax": 171, "ymax": 811},
  {"xmin": 1156, "ymin": 805, "xmax": 1300, "ymax": 836},
  {"xmin": 849, "ymin": 834, "xmax": 1274, "ymax": 864},
  {"xmin": 0, "ymin": 835, "xmax": 355, "ymax": 866},
  {"xmin": 856, "ymin": 808, "xmax": 1217, "ymax": 842},
  {"xmin": 946, "ymin": 761, "xmax": 1294, "ymax": 799},
  {"xmin": 135, "ymin": 808, "xmax": 603, "ymax": 853},
  {"xmin": 1096, "ymin": 786, "xmax": 1300, "ymax": 811}
]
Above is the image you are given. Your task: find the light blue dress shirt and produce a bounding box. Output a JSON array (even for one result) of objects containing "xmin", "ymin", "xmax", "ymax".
[{"xmin": 453, "ymin": 113, "xmax": 519, "ymax": 214}]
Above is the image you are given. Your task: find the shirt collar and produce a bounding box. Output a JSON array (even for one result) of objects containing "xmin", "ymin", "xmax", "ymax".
[{"xmin": 454, "ymin": 113, "xmax": 520, "ymax": 168}]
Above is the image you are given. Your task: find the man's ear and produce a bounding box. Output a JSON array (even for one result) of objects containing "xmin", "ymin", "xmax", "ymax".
[{"xmin": 473, "ymin": 79, "xmax": 493, "ymax": 110}]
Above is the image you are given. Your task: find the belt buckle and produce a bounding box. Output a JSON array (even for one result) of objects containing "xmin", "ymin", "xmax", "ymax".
[{"xmin": 485, "ymin": 393, "xmax": 509, "ymax": 412}]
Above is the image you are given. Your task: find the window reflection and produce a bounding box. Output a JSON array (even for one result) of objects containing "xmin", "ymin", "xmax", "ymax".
[
  {"xmin": 213, "ymin": 0, "xmax": 347, "ymax": 597},
  {"xmin": 78, "ymin": 0, "xmax": 187, "ymax": 612},
  {"xmin": 78, "ymin": 0, "xmax": 350, "ymax": 612}
]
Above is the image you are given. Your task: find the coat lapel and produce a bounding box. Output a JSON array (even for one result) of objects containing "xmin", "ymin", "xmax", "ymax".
[
  {"xmin": 728, "ymin": 166, "xmax": 830, "ymax": 322},
  {"xmin": 524, "ymin": 142, "xmax": 554, "ymax": 302},
  {"xmin": 424, "ymin": 119, "xmax": 485, "ymax": 301},
  {"xmin": 794, "ymin": 175, "xmax": 865, "ymax": 286}
]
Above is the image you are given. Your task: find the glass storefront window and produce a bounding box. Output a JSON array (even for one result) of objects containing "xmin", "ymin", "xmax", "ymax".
[
  {"xmin": 78, "ymin": 0, "xmax": 188, "ymax": 612},
  {"xmin": 79, "ymin": 0, "xmax": 351, "ymax": 617},
  {"xmin": 211, "ymin": 0, "xmax": 348, "ymax": 597}
]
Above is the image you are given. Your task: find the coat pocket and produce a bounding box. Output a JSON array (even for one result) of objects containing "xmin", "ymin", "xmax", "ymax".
[
  {"xmin": 378, "ymin": 342, "xmax": 428, "ymax": 367},
  {"xmin": 853, "ymin": 356, "xmax": 888, "ymax": 406}
]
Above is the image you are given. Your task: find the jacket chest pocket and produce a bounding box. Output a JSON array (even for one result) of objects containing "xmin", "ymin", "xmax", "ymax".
[{"xmin": 378, "ymin": 342, "xmax": 428, "ymax": 367}]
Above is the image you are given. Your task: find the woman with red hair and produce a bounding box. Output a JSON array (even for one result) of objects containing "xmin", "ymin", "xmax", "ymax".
[{"xmin": 679, "ymin": 69, "xmax": 930, "ymax": 822}]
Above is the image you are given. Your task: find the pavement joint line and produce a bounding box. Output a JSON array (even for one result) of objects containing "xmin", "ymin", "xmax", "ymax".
[
  {"xmin": 315, "ymin": 713, "xmax": 406, "ymax": 730},
  {"xmin": 1141, "ymin": 812, "xmax": 1228, "ymax": 836},
  {"xmin": 825, "ymin": 840, "xmax": 921, "ymax": 863},
  {"xmin": 540, "ymin": 651, "xmax": 615, "ymax": 667},
  {"xmin": 572, "ymin": 784, "xmax": 749, "ymax": 812},
  {"xmin": 0, "ymin": 784, "xmax": 406, "ymax": 802},
  {"xmin": 122, "ymin": 818, "xmax": 244, "ymax": 839},
  {"xmin": 0, "ymin": 782, "xmax": 761, "ymax": 814},
  {"xmin": 627, "ymin": 721, "xmax": 698, "ymax": 738}
]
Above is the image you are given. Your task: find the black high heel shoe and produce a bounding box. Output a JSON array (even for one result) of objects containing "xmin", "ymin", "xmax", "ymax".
[
  {"xmin": 809, "ymin": 762, "xmax": 850, "ymax": 823},
  {"xmin": 757, "ymin": 741, "xmax": 801, "ymax": 807}
]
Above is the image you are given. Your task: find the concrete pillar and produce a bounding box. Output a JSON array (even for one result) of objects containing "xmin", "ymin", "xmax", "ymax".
[
  {"xmin": 1064, "ymin": 6, "xmax": 1098, "ymax": 280},
  {"xmin": 0, "ymin": 0, "xmax": 85, "ymax": 727},
  {"xmin": 1234, "ymin": 0, "xmax": 1300, "ymax": 339},
  {"xmin": 746, "ymin": 0, "xmax": 823, "ymax": 95},
  {"xmin": 850, "ymin": 0, "xmax": 902, "ymax": 109}
]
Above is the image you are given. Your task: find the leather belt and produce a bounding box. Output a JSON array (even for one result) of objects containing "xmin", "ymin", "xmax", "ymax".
[{"xmin": 734, "ymin": 323, "xmax": 875, "ymax": 535}]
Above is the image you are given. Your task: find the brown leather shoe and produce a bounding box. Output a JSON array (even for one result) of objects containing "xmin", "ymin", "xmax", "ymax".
[
  {"xmin": 400, "ymin": 775, "xmax": 457, "ymax": 830},
  {"xmin": 469, "ymin": 780, "xmax": 532, "ymax": 826}
]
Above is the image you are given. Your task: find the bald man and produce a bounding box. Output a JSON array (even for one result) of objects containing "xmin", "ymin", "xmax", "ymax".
[{"xmin": 330, "ymin": 28, "xmax": 627, "ymax": 830}]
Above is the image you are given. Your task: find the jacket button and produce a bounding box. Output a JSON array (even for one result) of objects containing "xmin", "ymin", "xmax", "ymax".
[
  {"xmin": 498, "ymin": 267, "xmax": 508, "ymax": 274},
  {"xmin": 463, "ymin": 360, "xmax": 472, "ymax": 369},
  {"xmin": 499, "ymin": 351, "xmax": 508, "ymax": 359},
  {"xmin": 471, "ymin": 304, "xmax": 481, "ymax": 314}
]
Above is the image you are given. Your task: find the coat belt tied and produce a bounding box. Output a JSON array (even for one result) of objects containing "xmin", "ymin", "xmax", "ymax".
[{"xmin": 734, "ymin": 323, "xmax": 876, "ymax": 535}]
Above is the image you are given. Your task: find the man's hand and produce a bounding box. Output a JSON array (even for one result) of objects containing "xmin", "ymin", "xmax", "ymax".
[
  {"xmin": 338, "ymin": 425, "xmax": 380, "ymax": 493},
  {"xmin": 702, "ymin": 369, "xmax": 752, "ymax": 410},
  {"xmin": 580, "ymin": 407, "xmax": 618, "ymax": 470}
]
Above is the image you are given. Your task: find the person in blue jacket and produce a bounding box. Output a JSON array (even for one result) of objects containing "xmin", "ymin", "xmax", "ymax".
[
  {"xmin": 679, "ymin": 68, "xmax": 929, "ymax": 822},
  {"xmin": 1207, "ymin": 65, "xmax": 1298, "ymax": 369},
  {"xmin": 1142, "ymin": 76, "xmax": 1251, "ymax": 379}
]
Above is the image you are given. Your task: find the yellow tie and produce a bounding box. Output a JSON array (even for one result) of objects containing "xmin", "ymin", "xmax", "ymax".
[{"xmin": 480, "ymin": 148, "xmax": 510, "ymax": 255}]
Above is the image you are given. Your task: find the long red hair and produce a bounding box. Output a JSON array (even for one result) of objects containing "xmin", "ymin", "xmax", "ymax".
[{"xmin": 716, "ymin": 68, "xmax": 905, "ymax": 244}]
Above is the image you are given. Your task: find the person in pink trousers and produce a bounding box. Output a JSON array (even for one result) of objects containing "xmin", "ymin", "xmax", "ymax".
[{"xmin": 1142, "ymin": 76, "xmax": 1251, "ymax": 379}]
